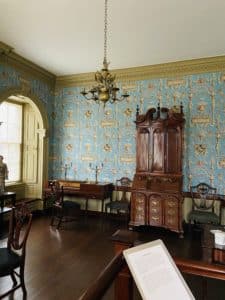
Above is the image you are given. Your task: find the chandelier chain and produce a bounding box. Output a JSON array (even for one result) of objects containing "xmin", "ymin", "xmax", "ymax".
[
  {"xmin": 80, "ymin": 0, "xmax": 129, "ymax": 104},
  {"xmin": 104, "ymin": 0, "xmax": 108, "ymax": 63}
]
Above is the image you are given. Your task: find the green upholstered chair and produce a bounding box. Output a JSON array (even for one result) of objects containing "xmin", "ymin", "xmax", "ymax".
[
  {"xmin": 188, "ymin": 183, "xmax": 220, "ymax": 226},
  {"xmin": 105, "ymin": 177, "xmax": 132, "ymax": 217}
]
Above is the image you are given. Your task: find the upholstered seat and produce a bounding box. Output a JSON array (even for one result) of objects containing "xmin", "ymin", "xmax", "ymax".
[
  {"xmin": 0, "ymin": 248, "xmax": 22, "ymax": 275},
  {"xmin": 188, "ymin": 210, "xmax": 219, "ymax": 224},
  {"xmin": 105, "ymin": 177, "xmax": 132, "ymax": 218}
]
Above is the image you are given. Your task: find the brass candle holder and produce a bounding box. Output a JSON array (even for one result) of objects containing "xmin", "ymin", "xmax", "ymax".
[{"xmin": 89, "ymin": 163, "xmax": 104, "ymax": 183}]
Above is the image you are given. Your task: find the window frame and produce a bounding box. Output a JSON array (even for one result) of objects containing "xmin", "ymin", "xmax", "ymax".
[{"xmin": 0, "ymin": 100, "xmax": 24, "ymax": 184}]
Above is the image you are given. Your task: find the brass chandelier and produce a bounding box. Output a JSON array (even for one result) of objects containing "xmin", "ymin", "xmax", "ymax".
[{"xmin": 81, "ymin": 0, "xmax": 129, "ymax": 105}]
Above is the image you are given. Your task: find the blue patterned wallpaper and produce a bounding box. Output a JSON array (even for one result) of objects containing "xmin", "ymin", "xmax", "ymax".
[
  {"xmin": 0, "ymin": 64, "xmax": 53, "ymax": 111},
  {"xmin": 0, "ymin": 64, "xmax": 20, "ymax": 91},
  {"xmin": 0, "ymin": 62, "xmax": 54, "ymax": 175},
  {"xmin": 53, "ymin": 72, "xmax": 225, "ymax": 194},
  {"xmin": 1, "ymin": 60, "xmax": 225, "ymax": 195}
]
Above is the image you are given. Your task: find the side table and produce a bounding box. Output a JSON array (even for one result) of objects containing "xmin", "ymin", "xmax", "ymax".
[{"xmin": 0, "ymin": 192, "xmax": 16, "ymax": 238}]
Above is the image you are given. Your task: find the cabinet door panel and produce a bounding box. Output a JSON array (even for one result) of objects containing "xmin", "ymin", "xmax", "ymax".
[
  {"xmin": 165, "ymin": 127, "xmax": 181, "ymax": 173},
  {"xmin": 152, "ymin": 127, "xmax": 164, "ymax": 172},
  {"xmin": 136, "ymin": 128, "xmax": 149, "ymax": 172}
]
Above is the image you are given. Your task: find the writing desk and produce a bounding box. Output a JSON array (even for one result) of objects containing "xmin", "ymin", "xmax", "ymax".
[
  {"xmin": 0, "ymin": 192, "xmax": 16, "ymax": 209},
  {"xmin": 111, "ymin": 227, "xmax": 225, "ymax": 300},
  {"xmin": 45, "ymin": 180, "xmax": 113, "ymax": 213}
]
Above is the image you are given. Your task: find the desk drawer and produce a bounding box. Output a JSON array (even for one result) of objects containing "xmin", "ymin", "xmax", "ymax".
[{"xmin": 82, "ymin": 184, "xmax": 104, "ymax": 193}]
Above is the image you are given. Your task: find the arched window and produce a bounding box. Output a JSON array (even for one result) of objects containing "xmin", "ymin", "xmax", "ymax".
[
  {"xmin": 0, "ymin": 101, "xmax": 23, "ymax": 182},
  {"xmin": 0, "ymin": 95, "xmax": 48, "ymax": 201}
]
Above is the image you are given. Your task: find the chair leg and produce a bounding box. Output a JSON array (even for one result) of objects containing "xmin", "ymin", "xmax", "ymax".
[
  {"xmin": 20, "ymin": 266, "xmax": 27, "ymax": 297},
  {"xmin": 10, "ymin": 272, "xmax": 17, "ymax": 286},
  {"xmin": 57, "ymin": 216, "xmax": 63, "ymax": 229},
  {"xmin": 202, "ymin": 277, "xmax": 207, "ymax": 300},
  {"xmin": 50, "ymin": 216, "xmax": 55, "ymax": 226},
  {"xmin": 50, "ymin": 207, "xmax": 55, "ymax": 226}
]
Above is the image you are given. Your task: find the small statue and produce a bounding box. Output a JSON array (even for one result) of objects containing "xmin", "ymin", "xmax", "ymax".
[{"xmin": 0, "ymin": 155, "xmax": 9, "ymax": 193}]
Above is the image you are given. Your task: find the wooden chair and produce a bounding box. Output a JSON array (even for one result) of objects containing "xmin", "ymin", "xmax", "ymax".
[
  {"xmin": 42, "ymin": 180, "xmax": 57, "ymax": 211},
  {"xmin": 188, "ymin": 183, "xmax": 220, "ymax": 227},
  {"xmin": 0, "ymin": 204, "xmax": 32, "ymax": 299},
  {"xmin": 50, "ymin": 183, "xmax": 81, "ymax": 229},
  {"xmin": 105, "ymin": 177, "xmax": 132, "ymax": 218}
]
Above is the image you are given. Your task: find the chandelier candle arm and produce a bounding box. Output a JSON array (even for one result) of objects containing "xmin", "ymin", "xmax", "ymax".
[{"xmin": 80, "ymin": 0, "xmax": 129, "ymax": 105}]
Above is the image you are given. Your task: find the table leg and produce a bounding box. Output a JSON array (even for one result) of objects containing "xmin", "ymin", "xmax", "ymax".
[
  {"xmin": 101, "ymin": 199, "xmax": 104, "ymax": 214},
  {"xmin": 85, "ymin": 198, "xmax": 89, "ymax": 214},
  {"xmin": 0, "ymin": 210, "xmax": 3, "ymax": 236},
  {"xmin": 202, "ymin": 277, "xmax": 207, "ymax": 300},
  {"xmin": 0, "ymin": 198, "xmax": 3, "ymax": 209},
  {"xmin": 12, "ymin": 195, "xmax": 16, "ymax": 206}
]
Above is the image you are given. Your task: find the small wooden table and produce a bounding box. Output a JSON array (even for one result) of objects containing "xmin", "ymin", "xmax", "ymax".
[
  {"xmin": 44, "ymin": 180, "xmax": 113, "ymax": 214},
  {"xmin": 0, "ymin": 192, "xmax": 16, "ymax": 238},
  {"xmin": 0, "ymin": 191, "xmax": 16, "ymax": 209}
]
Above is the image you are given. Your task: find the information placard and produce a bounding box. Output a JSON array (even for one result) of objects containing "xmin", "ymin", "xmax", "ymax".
[{"xmin": 123, "ymin": 239, "xmax": 195, "ymax": 300}]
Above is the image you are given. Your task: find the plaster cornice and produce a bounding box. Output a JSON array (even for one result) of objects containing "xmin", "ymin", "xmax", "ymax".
[
  {"xmin": 56, "ymin": 55, "xmax": 225, "ymax": 88},
  {"xmin": 1, "ymin": 41, "xmax": 225, "ymax": 89},
  {"xmin": 0, "ymin": 41, "xmax": 56, "ymax": 87}
]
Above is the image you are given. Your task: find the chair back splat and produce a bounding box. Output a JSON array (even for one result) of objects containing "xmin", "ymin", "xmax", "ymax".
[
  {"xmin": 50, "ymin": 182, "xmax": 81, "ymax": 229},
  {"xmin": 0, "ymin": 203, "xmax": 32, "ymax": 299},
  {"xmin": 105, "ymin": 177, "xmax": 132, "ymax": 219},
  {"xmin": 188, "ymin": 182, "xmax": 220, "ymax": 227}
]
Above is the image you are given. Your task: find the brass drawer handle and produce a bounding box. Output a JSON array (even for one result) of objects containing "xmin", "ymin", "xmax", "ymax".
[
  {"xmin": 152, "ymin": 201, "xmax": 158, "ymax": 205},
  {"xmin": 152, "ymin": 216, "xmax": 159, "ymax": 221},
  {"xmin": 152, "ymin": 208, "xmax": 158, "ymax": 213}
]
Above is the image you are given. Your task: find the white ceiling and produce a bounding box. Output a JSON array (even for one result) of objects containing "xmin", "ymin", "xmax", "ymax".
[{"xmin": 1, "ymin": 0, "xmax": 225, "ymax": 76}]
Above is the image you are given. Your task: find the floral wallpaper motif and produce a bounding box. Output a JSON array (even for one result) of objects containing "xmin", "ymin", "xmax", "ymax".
[{"xmin": 0, "ymin": 64, "xmax": 20, "ymax": 91}]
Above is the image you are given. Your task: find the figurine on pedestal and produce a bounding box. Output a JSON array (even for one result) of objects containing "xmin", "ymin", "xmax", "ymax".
[{"xmin": 0, "ymin": 155, "xmax": 8, "ymax": 193}]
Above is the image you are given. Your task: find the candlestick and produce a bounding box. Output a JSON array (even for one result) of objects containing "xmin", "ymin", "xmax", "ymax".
[
  {"xmin": 61, "ymin": 162, "xmax": 72, "ymax": 180},
  {"xmin": 89, "ymin": 163, "xmax": 104, "ymax": 183}
]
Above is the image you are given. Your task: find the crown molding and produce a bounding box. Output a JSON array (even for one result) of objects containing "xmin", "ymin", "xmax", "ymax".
[
  {"xmin": 0, "ymin": 41, "xmax": 56, "ymax": 87},
  {"xmin": 56, "ymin": 55, "xmax": 225, "ymax": 88},
  {"xmin": 0, "ymin": 41, "xmax": 13, "ymax": 55},
  {"xmin": 1, "ymin": 41, "xmax": 225, "ymax": 89}
]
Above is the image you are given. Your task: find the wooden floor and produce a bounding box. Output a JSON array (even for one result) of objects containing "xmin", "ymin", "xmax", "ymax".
[{"xmin": 0, "ymin": 214, "xmax": 225, "ymax": 300}]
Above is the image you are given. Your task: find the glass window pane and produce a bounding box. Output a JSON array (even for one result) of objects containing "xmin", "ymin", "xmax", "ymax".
[{"xmin": 0, "ymin": 102, "xmax": 22, "ymax": 182}]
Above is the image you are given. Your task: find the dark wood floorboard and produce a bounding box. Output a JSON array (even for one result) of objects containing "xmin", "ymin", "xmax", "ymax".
[
  {"xmin": 0, "ymin": 215, "xmax": 127, "ymax": 300},
  {"xmin": 1, "ymin": 215, "xmax": 225, "ymax": 300}
]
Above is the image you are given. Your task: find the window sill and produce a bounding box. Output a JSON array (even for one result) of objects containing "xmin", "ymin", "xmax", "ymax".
[{"xmin": 6, "ymin": 182, "xmax": 25, "ymax": 187}]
